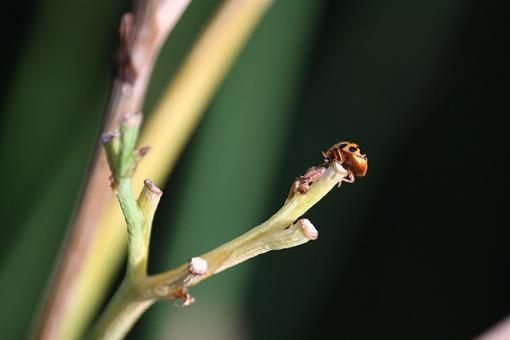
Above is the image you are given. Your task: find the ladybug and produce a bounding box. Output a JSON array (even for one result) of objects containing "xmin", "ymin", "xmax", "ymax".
[
  {"xmin": 322, "ymin": 141, "xmax": 368, "ymax": 183},
  {"xmin": 287, "ymin": 141, "xmax": 368, "ymax": 200}
]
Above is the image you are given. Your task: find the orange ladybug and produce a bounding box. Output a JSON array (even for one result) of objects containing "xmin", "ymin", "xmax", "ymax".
[
  {"xmin": 287, "ymin": 141, "xmax": 368, "ymax": 200},
  {"xmin": 322, "ymin": 141, "xmax": 368, "ymax": 183}
]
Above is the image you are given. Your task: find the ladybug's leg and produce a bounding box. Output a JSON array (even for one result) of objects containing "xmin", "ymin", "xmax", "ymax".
[
  {"xmin": 321, "ymin": 151, "xmax": 331, "ymax": 167},
  {"xmin": 338, "ymin": 170, "xmax": 355, "ymax": 187},
  {"xmin": 334, "ymin": 148, "xmax": 346, "ymax": 164}
]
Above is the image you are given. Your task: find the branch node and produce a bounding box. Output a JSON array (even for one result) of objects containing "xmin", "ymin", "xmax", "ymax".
[
  {"xmin": 116, "ymin": 12, "xmax": 137, "ymax": 83},
  {"xmin": 119, "ymin": 12, "xmax": 135, "ymax": 46},
  {"xmin": 137, "ymin": 145, "xmax": 152, "ymax": 157},
  {"xmin": 138, "ymin": 179, "xmax": 162, "ymax": 220},
  {"xmin": 121, "ymin": 111, "xmax": 143, "ymax": 127},
  {"xmin": 297, "ymin": 218, "xmax": 318, "ymax": 240},
  {"xmin": 187, "ymin": 257, "xmax": 208, "ymax": 276},
  {"xmin": 100, "ymin": 130, "xmax": 121, "ymax": 145},
  {"xmin": 287, "ymin": 165, "xmax": 327, "ymax": 200},
  {"xmin": 143, "ymin": 179, "xmax": 162, "ymax": 196},
  {"xmin": 101, "ymin": 130, "xmax": 121, "ymax": 175},
  {"xmin": 171, "ymin": 287, "xmax": 195, "ymax": 307}
]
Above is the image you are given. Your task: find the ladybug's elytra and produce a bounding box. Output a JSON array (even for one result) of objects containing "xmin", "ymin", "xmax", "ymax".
[{"xmin": 322, "ymin": 141, "xmax": 368, "ymax": 182}]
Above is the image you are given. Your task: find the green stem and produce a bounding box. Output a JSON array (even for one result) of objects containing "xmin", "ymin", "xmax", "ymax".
[
  {"xmin": 144, "ymin": 163, "xmax": 348, "ymax": 298},
  {"xmin": 94, "ymin": 113, "xmax": 165, "ymax": 338},
  {"xmin": 88, "ymin": 279, "xmax": 156, "ymax": 340},
  {"xmin": 117, "ymin": 112, "xmax": 142, "ymax": 178},
  {"xmin": 116, "ymin": 178, "xmax": 145, "ymax": 277},
  {"xmin": 94, "ymin": 133, "xmax": 351, "ymax": 339}
]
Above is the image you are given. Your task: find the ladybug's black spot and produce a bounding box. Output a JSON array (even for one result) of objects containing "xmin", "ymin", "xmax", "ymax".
[
  {"xmin": 349, "ymin": 146, "xmax": 358, "ymax": 153},
  {"xmin": 339, "ymin": 143, "xmax": 347, "ymax": 149}
]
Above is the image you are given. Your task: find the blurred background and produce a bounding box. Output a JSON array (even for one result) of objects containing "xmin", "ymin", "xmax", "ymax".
[{"xmin": 1, "ymin": 0, "xmax": 510, "ymax": 339}]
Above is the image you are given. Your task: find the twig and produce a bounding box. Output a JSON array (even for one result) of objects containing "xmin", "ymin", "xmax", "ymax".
[
  {"xmin": 144, "ymin": 164, "xmax": 346, "ymax": 295},
  {"xmin": 90, "ymin": 138, "xmax": 350, "ymax": 339},
  {"xmin": 32, "ymin": 1, "xmax": 191, "ymax": 339},
  {"xmin": 59, "ymin": 1, "xmax": 275, "ymax": 339}
]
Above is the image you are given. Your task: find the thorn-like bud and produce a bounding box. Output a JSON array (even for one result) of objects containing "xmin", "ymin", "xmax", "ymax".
[
  {"xmin": 100, "ymin": 130, "xmax": 121, "ymax": 145},
  {"xmin": 143, "ymin": 179, "xmax": 162, "ymax": 196},
  {"xmin": 170, "ymin": 287, "xmax": 195, "ymax": 307},
  {"xmin": 188, "ymin": 257, "xmax": 208, "ymax": 276},
  {"xmin": 138, "ymin": 179, "xmax": 163, "ymax": 220},
  {"xmin": 117, "ymin": 12, "xmax": 137, "ymax": 83},
  {"xmin": 108, "ymin": 175, "xmax": 116, "ymax": 189},
  {"xmin": 101, "ymin": 130, "xmax": 121, "ymax": 174},
  {"xmin": 119, "ymin": 13, "xmax": 134, "ymax": 46},
  {"xmin": 116, "ymin": 111, "xmax": 142, "ymax": 178},
  {"xmin": 180, "ymin": 295, "xmax": 195, "ymax": 307},
  {"xmin": 138, "ymin": 145, "xmax": 151, "ymax": 157},
  {"xmin": 121, "ymin": 111, "xmax": 143, "ymax": 127},
  {"xmin": 297, "ymin": 218, "xmax": 318, "ymax": 240}
]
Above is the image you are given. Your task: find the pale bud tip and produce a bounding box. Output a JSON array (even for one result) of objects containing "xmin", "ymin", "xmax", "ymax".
[
  {"xmin": 181, "ymin": 295, "xmax": 195, "ymax": 307},
  {"xmin": 143, "ymin": 179, "xmax": 163, "ymax": 196},
  {"xmin": 188, "ymin": 257, "xmax": 208, "ymax": 275},
  {"xmin": 121, "ymin": 111, "xmax": 143, "ymax": 127},
  {"xmin": 298, "ymin": 218, "xmax": 318, "ymax": 240},
  {"xmin": 100, "ymin": 130, "xmax": 120, "ymax": 144}
]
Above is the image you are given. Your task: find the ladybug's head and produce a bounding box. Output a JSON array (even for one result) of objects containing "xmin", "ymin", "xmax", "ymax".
[{"xmin": 336, "ymin": 141, "xmax": 368, "ymax": 177}]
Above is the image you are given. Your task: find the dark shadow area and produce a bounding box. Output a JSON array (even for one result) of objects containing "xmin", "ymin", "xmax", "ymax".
[
  {"xmin": 0, "ymin": 1, "xmax": 40, "ymax": 113},
  {"xmin": 248, "ymin": 0, "xmax": 510, "ymax": 339}
]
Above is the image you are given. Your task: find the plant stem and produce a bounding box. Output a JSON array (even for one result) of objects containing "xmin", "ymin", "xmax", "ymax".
[
  {"xmin": 33, "ymin": 1, "xmax": 192, "ymax": 339},
  {"xmin": 89, "ymin": 279, "xmax": 156, "ymax": 340},
  {"xmin": 145, "ymin": 163, "xmax": 348, "ymax": 294},
  {"xmin": 116, "ymin": 178, "xmax": 145, "ymax": 278},
  {"xmin": 91, "ymin": 121, "xmax": 164, "ymax": 339},
  {"xmin": 69, "ymin": 1, "xmax": 276, "ymax": 338},
  {"xmin": 90, "ymin": 163, "xmax": 349, "ymax": 339}
]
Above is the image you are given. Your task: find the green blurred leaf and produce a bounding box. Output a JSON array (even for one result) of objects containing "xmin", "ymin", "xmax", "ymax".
[{"xmin": 0, "ymin": 0, "xmax": 123, "ymax": 338}]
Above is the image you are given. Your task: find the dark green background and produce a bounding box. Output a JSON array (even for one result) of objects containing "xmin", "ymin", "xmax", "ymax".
[{"xmin": 1, "ymin": 0, "xmax": 509, "ymax": 339}]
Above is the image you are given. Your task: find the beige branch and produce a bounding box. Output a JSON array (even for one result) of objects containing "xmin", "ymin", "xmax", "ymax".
[
  {"xmin": 144, "ymin": 163, "xmax": 347, "ymax": 301},
  {"xmin": 90, "ymin": 163, "xmax": 348, "ymax": 339}
]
